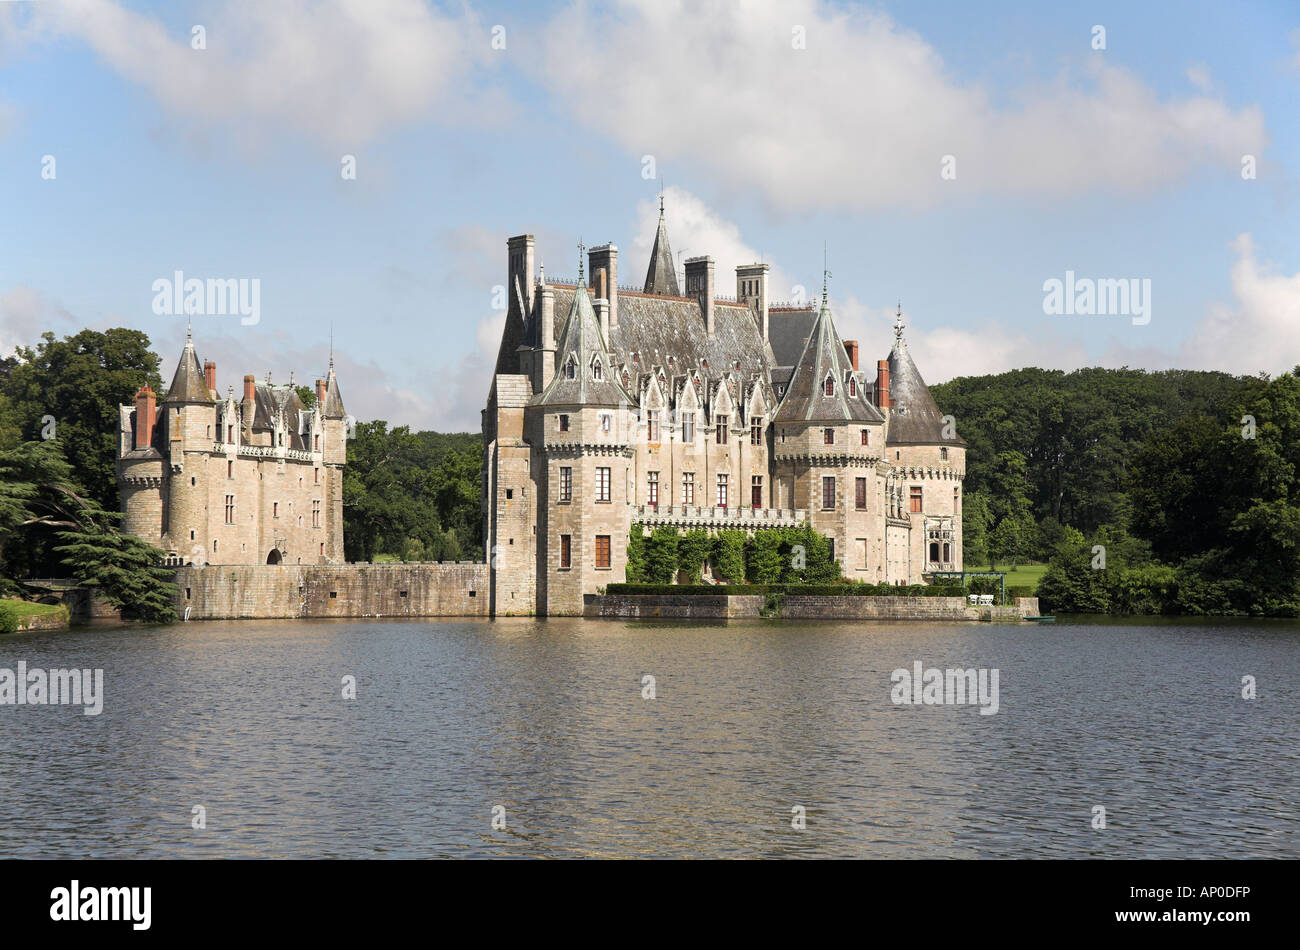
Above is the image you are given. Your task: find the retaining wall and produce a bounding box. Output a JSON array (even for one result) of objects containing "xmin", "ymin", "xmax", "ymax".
[
  {"xmin": 586, "ymin": 593, "xmax": 1040, "ymax": 622},
  {"xmin": 175, "ymin": 562, "xmax": 490, "ymax": 619}
]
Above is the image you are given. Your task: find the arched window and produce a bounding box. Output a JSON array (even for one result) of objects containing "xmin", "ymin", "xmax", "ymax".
[
  {"xmin": 592, "ymin": 359, "xmax": 602, "ymax": 380},
  {"xmin": 564, "ymin": 356, "xmax": 576, "ymax": 379},
  {"xmin": 849, "ymin": 377, "xmax": 857, "ymax": 397},
  {"xmin": 824, "ymin": 375, "xmax": 835, "ymax": 397}
]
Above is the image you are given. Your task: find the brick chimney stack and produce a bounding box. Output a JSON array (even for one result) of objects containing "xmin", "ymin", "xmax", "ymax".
[
  {"xmin": 315, "ymin": 378, "xmax": 327, "ymax": 407},
  {"xmin": 203, "ymin": 360, "xmax": 216, "ymax": 394},
  {"xmin": 843, "ymin": 340, "xmax": 859, "ymax": 371},
  {"xmin": 876, "ymin": 360, "xmax": 891, "ymax": 409},
  {"xmin": 133, "ymin": 385, "xmax": 156, "ymax": 449},
  {"xmin": 243, "ymin": 374, "xmax": 256, "ymax": 404},
  {"xmin": 736, "ymin": 263, "xmax": 769, "ymax": 343}
]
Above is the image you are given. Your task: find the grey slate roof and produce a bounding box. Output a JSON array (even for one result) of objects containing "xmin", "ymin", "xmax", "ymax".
[
  {"xmin": 546, "ymin": 286, "xmax": 776, "ymax": 413},
  {"xmin": 533, "ymin": 281, "xmax": 632, "ymax": 408},
  {"xmin": 768, "ymin": 307, "xmax": 817, "ymax": 368},
  {"xmin": 772, "ymin": 300, "xmax": 883, "ymax": 425},
  {"xmin": 164, "ymin": 335, "xmax": 213, "ymax": 404},
  {"xmin": 886, "ymin": 337, "xmax": 964, "ymax": 445},
  {"xmin": 322, "ymin": 366, "xmax": 346, "ymax": 419},
  {"xmin": 643, "ymin": 208, "xmax": 680, "ymax": 296}
]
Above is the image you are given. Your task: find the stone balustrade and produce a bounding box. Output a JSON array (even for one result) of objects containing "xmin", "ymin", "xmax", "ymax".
[{"xmin": 633, "ymin": 505, "xmax": 807, "ymax": 528}]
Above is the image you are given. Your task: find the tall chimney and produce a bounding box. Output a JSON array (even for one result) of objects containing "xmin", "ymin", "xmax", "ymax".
[
  {"xmin": 876, "ymin": 360, "xmax": 891, "ymax": 409},
  {"xmin": 244, "ymin": 374, "xmax": 256, "ymax": 404},
  {"xmin": 203, "ymin": 360, "xmax": 216, "ymax": 394},
  {"xmin": 684, "ymin": 256, "xmax": 715, "ymax": 337},
  {"xmin": 589, "ymin": 244, "xmax": 618, "ymax": 329},
  {"xmin": 507, "ymin": 234, "xmax": 535, "ymax": 316},
  {"xmin": 315, "ymin": 378, "xmax": 327, "ymax": 407},
  {"xmin": 595, "ymin": 298, "xmax": 610, "ymax": 349},
  {"xmin": 736, "ymin": 263, "xmax": 769, "ymax": 343},
  {"xmin": 843, "ymin": 340, "xmax": 859, "ymax": 371},
  {"xmin": 133, "ymin": 385, "xmax": 156, "ymax": 450}
]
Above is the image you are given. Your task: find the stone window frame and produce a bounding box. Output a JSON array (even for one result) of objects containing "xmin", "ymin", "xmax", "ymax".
[
  {"xmin": 823, "ymin": 427, "xmax": 834, "ymax": 445},
  {"xmin": 559, "ymin": 534, "xmax": 572, "ymax": 570},
  {"xmin": 595, "ymin": 534, "xmax": 611, "ymax": 570},
  {"xmin": 558, "ymin": 413, "xmax": 570, "ymax": 432},
  {"xmin": 750, "ymin": 417, "xmax": 763, "ymax": 446},
  {"xmin": 681, "ymin": 471, "xmax": 695, "ymax": 505},
  {"xmin": 855, "ymin": 477, "xmax": 868, "ymax": 510},
  {"xmin": 715, "ymin": 473, "xmax": 728, "ymax": 508},
  {"xmin": 821, "ymin": 476, "xmax": 836, "ymax": 511},
  {"xmin": 595, "ymin": 466, "xmax": 611, "ymax": 503},
  {"xmin": 558, "ymin": 466, "xmax": 573, "ymax": 503}
]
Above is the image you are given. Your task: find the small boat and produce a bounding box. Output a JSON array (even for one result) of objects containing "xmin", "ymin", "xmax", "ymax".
[{"xmin": 1025, "ymin": 615, "xmax": 1055, "ymax": 623}]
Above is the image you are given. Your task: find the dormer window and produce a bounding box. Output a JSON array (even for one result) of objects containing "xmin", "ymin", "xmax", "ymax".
[
  {"xmin": 564, "ymin": 356, "xmax": 576, "ymax": 380},
  {"xmin": 823, "ymin": 375, "xmax": 835, "ymax": 397},
  {"xmin": 592, "ymin": 358, "xmax": 603, "ymax": 381},
  {"xmin": 849, "ymin": 377, "xmax": 857, "ymax": 397}
]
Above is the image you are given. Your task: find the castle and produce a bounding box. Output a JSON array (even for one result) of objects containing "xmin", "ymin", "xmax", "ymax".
[
  {"xmin": 482, "ymin": 202, "xmax": 965, "ymax": 616},
  {"xmin": 117, "ymin": 330, "xmax": 348, "ymax": 566}
]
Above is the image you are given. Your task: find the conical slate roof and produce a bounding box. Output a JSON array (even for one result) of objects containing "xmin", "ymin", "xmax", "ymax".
[
  {"xmin": 323, "ymin": 363, "xmax": 346, "ymax": 419},
  {"xmin": 164, "ymin": 331, "xmax": 213, "ymax": 404},
  {"xmin": 643, "ymin": 202, "xmax": 680, "ymax": 296},
  {"xmin": 885, "ymin": 320, "xmax": 963, "ymax": 445},
  {"xmin": 534, "ymin": 279, "xmax": 632, "ymax": 408},
  {"xmin": 773, "ymin": 298, "xmax": 882, "ymax": 424}
]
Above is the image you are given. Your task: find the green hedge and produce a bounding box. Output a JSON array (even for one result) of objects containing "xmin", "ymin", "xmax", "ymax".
[{"xmin": 605, "ymin": 583, "xmax": 968, "ymax": 598}]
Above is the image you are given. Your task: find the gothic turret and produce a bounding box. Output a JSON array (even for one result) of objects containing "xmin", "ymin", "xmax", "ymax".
[{"xmin": 643, "ymin": 195, "xmax": 680, "ymax": 296}]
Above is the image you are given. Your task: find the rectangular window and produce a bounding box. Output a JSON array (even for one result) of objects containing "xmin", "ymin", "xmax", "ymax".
[
  {"xmin": 682, "ymin": 472, "xmax": 695, "ymax": 505},
  {"xmin": 682, "ymin": 412, "xmax": 694, "ymax": 442},
  {"xmin": 273, "ymin": 501, "xmax": 279, "ymax": 518},
  {"xmin": 716, "ymin": 474, "xmax": 728, "ymax": 508},
  {"xmin": 315, "ymin": 434, "xmax": 320, "ymax": 450},
  {"xmin": 558, "ymin": 414, "xmax": 569, "ymax": 432},
  {"xmin": 954, "ymin": 486, "xmax": 960, "ymax": 511},
  {"xmin": 312, "ymin": 499, "xmax": 321, "ymax": 528},
  {"xmin": 716, "ymin": 415, "xmax": 728, "ymax": 444},
  {"xmin": 227, "ymin": 425, "xmax": 234, "ymax": 442},
  {"xmin": 750, "ymin": 417, "xmax": 762, "ymax": 445},
  {"xmin": 600, "ymin": 413, "xmax": 611, "ymax": 433},
  {"xmin": 822, "ymin": 476, "xmax": 836, "ymax": 510},
  {"xmin": 861, "ymin": 429, "xmax": 869, "ymax": 446},
  {"xmin": 648, "ymin": 471, "xmax": 659, "ymax": 507},
  {"xmin": 559, "ymin": 466, "xmax": 572, "ymax": 502},
  {"xmin": 910, "ymin": 486, "xmax": 923, "ymax": 513},
  {"xmin": 224, "ymin": 494, "xmax": 235, "ymax": 524},
  {"xmin": 595, "ymin": 535, "xmax": 611, "ymax": 569},
  {"xmin": 751, "ymin": 475, "xmax": 762, "ymax": 509},
  {"xmin": 824, "ymin": 428, "xmax": 834, "ymax": 445},
  {"xmin": 647, "ymin": 410, "xmax": 659, "ymax": 442},
  {"xmin": 596, "ymin": 467, "xmax": 611, "ymax": 503},
  {"xmin": 227, "ymin": 460, "xmax": 233, "ymax": 478},
  {"xmin": 940, "ymin": 446, "xmax": 949, "ymax": 460},
  {"xmin": 314, "ymin": 467, "xmax": 319, "ymax": 484},
  {"xmin": 560, "ymin": 534, "xmax": 571, "ymax": 569},
  {"xmin": 855, "ymin": 477, "xmax": 867, "ymax": 510}
]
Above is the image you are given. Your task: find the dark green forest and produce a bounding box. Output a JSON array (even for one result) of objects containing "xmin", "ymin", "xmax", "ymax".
[
  {"xmin": 931, "ymin": 366, "xmax": 1300, "ymax": 615},
  {"xmin": 2, "ymin": 327, "xmax": 1297, "ymax": 617}
]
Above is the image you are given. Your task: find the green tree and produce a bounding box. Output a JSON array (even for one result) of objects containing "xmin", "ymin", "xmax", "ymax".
[
  {"xmin": 712, "ymin": 530, "xmax": 747, "ymax": 583},
  {"xmin": 677, "ymin": 529, "xmax": 712, "ymax": 583}
]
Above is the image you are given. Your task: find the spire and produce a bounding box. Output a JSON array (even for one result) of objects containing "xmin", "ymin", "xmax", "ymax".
[
  {"xmin": 893, "ymin": 301, "xmax": 906, "ymax": 348},
  {"xmin": 643, "ymin": 193, "xmax": 680, "ymax": 296},
  {"xmin": 164, "ymin": 330, "xmax": 214, "ymax": 404},
  {"xmin": 822, "ymin": 242, "xmax": 831, "ymax": 308},
  {"xmin": 886, "ymin": 308, "xmax": 961, "ymax": 445}
]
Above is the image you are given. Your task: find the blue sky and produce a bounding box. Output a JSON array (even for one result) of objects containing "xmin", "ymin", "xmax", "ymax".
[{"xmin": 2, "ymin": 0, "xmax": 1297, "ymax": 431}]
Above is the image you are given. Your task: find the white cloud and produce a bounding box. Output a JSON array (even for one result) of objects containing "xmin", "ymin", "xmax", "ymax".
[
  {"xmin": 1177, "ymin": 233, "xmax": 1300, "ymax": 376},
  {"xmin": 25, "ymin": 0, "xmax": 495, "ymax": 148},
  {"xmin": 0, "ymin": 285, "xmax": 75, "ymax": 356},
  {"xmin": 538, "ymin": 0, "xmax": 1266, "ymax": 211},
  {"xmin": 629, "ymin": 186, "xmax": 795, "ymax": 298}
]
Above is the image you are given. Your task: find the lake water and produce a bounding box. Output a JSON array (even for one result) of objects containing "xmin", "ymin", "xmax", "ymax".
[{"xmin": 1, "ymin": 617, "xmax": 1296, "ymax": 858}]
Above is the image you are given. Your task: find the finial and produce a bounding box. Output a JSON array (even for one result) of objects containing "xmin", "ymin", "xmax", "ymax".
[
  {"xmin": 894, "ymin": 301, "xmax": 906, "ymax": 345},
  {"xmin": 578, "ymin": 238, "xmax": 585, "ymax": 282},
  {"xmin": 266, "ymin": 370, "xmax": 272, "ymax": 385},
  {"xmin": 539, "ymin": 259, "xmax": 546, "ymax": 286},
  {"xmin": 186, "ymin": 316, "xmax": 192, "ymax": 343},
  {"xmin": 821, "ymin": 241, "xmax": 831, "ymax": 307},
  {"xmin": 329, "ymin": 323, "xmax": 335, "ymax": 372},
  {"xmin": 659, "ymin": 177, "xmax": 664, "ymax": 216}
]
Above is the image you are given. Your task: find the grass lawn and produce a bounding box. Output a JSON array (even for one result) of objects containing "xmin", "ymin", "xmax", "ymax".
[
  {"xmin": 0, "ymin": 598, "xmax": 70, "ymax": 631},
  {"xmin": 963, "ymin": 562, "xmax": 1050, "ymax": 591}
]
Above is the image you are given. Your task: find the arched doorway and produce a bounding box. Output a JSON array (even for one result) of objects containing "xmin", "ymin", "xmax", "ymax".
[{"xmin": 266, "ymin": 549, "xmax": 282, "ymax": 565}]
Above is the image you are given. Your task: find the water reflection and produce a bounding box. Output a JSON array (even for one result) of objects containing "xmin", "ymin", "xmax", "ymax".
[{"xmin": 0, "ymin": 618, "xmax": 1295, "ymax": 857}]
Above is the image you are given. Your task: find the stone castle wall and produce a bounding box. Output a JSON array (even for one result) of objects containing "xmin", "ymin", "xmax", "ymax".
[{"xmin": 174, "ymin": 563, "xmax": 489, "ymax": 619}]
